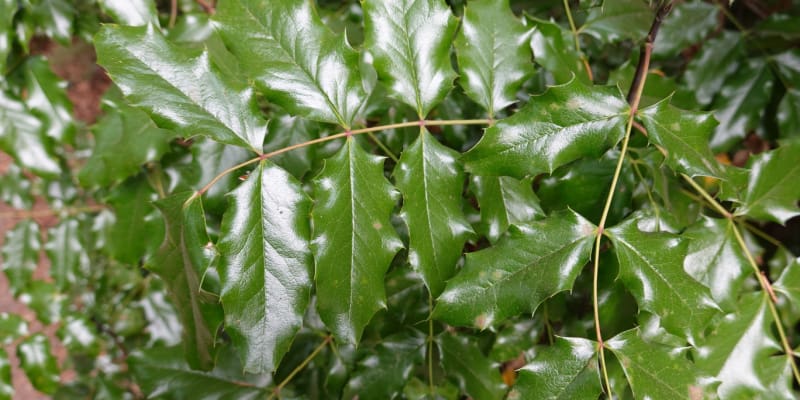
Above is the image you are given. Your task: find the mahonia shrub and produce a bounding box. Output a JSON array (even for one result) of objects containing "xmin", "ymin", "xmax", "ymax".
[{"xmin": 1, "ymin": 0, "xmax": 800, "ymax": 398}]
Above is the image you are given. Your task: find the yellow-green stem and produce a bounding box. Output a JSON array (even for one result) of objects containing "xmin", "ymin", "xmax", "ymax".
[
  {"xmin": 268, "ymin": 335, "xmax": 331, "ymax": 400},
  {"xmin": 428, "ymin": 295, "xmax": 435, "ymax": 395}
]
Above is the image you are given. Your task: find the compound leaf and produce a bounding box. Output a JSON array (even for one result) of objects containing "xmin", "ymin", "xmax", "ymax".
[
  {"xmin": 363, "ymin": 0, "xmax": 457, "ymax": 118},
  {"xmin": 95, "ymin": 24, "xmax": 267, "ymax": 152},
  {"xmin": 149, "ymin": 192, "xmax": 223, "ymax": 371},
  {"xmin": 312, "ymin": 138, "xmax": 403, "ymax": 344},
  {"xmin": 511, "ymin": 337, "xmax": 602, "ymax": 400},
  {"xmin": 394, "ymin": 129, "xmax": 472, "ymax": 296},
  {"xmin": 455, "ymin": 0, "xmax": 532, "ymax": 116},
  {"xmin": 214, "ymin": 0, "xmax": 366, "ymax": 128},
  {"xmin": 434, "ymin": 210, "xmax": 595, "ymax": 329},
  {"xmin": 462, "ymin": 79, "xmax": 628, "ymax": 178},
  {"xmin": 218, "ymin": 161, "xmax": 313, "ymax": 373},
  {"xmin": 439, "ymin": 334, "xmax": 506, "ymax": 400},
  {"xmin": 729, "ymin": 143, "xmax": 800, "ymax": 224}
]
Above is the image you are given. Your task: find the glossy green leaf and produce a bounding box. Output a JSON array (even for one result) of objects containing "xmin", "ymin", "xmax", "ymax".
[
  {"xmin": 778, "ymin": 88, "xmax": 800, "ymax": 138},
  {"xmin": 22, "ymin": 280, "xmax": 65, "ymax": 325},
  {"xmin": 775, "ymin": 258, "xmax": 800, "ymax": 308},
  {"xmin": 188, "ymin": 138, "xmax": 253, "ymax": 212},
  {"xmin": 311, "ymin": 138, "xmax": 403, "ymax": 344},
  {"xmin": 218, "ymin": 161, "xmax": 313, "ymax": 373},
  {"xmin": 434, "ymin": 210, "xmax": 595, "ymax": 329},
  {"xmin": 462, "ymin": 79, "xmax": 628, "ymax": 178},
  {"xmin": 342, "ymin": 332, "xmax": 424, "ymax": 399},
  {"xmin": 607, "ymin": 329, "xmax": 703, "ymax": 399},
  {"xmin": 27, "ymin": 0, "xmax": 75, "ymax": 44},
  {"xmin": 682, "ymin": 217, "xmax": 749, "ymax": 311},
  {"xmin": 695, "ymin": 293, "xmax": 794, "ymax": 398},
  {"xmin": 510, "ymin": 337, "xmax": 602, "ymax": 400},
  {"xmin": 439, "ymin": 334, "xmax": 506, "ymax": 400},
  {"xmin": 638, "ymin": 98, "xmax": 723, "ymax": 179},
  {"xmin": 263, "ymin": 114, "xmax": 320, "ymax": 179},
  {"xmin": 0, "ymin": 164, "xmax": 33, "ymax": 209},
  {"xmin": 0, "ymin": 0, "xmax": 15, "ymax": 73},
  {"xmin": 129, "ymin": 345, "xmax": 269, "ymax": 399},
  {"xmin": 607, "ymin": 218, "xmax": 718, "ymax": 342},
  {"xmin": 99, "ymin": 0, "xmax": 159, "ymax": 26},
  {"xmin": 150, "ymin": 191, "xmax": 223, "ymax": 371},
  {"xmin": 214, "ymin": 0, "xmax": 366, "ymax": 128},
  {"xmin": 683, "ymin": 31, "xmax": 743, "ymax": 106},
  {"xmin": 58, "ymin": 315, "xmax": 101, "ymax": 356},
  {"xmin": 106, "ymin": 176, "xmax": 163, "ymax": 264},
  {"xmin": 22, "ymin": 57, "xmax": 74, "ymax": 143},
  {"xmin": 44, "ymin": 218, "xmax": 88, "ymax": 291},
  {"xmin": 529, "ymin": 17, "xmax": 588, "ymax": 85},
  {"xmin": 0, "ymin": 91, "xmax": 60, "ymax": 178},
  {"xmin": 652, "ymin": 1, "xmax": 718, "ymax": 58},
  {"xmin": 455, "ymin": 0, "xmax": 532, "ymax": 116},
  {"xmin": 2, "ymin": 219, "xmax": 41, "ymax": 296},
  {"xmin": 729, "ymin": 143, "xmax": 800, "ymax": 224},
  {"xmin": 710, "ymin": 58, "xmax": 773, "ymax": 151},
  {"xmin": 79, "ymin": 101, "xmax": 174, "ymax": 187},
  {"xmin": 470, "ymin": 175, "xmax": 544, "ymax": 243},
  {"xmin": 95, "ymin": 24, "xmax": 268, "ymax": 152},
  {"xmin": 0, "ymin": 348, "xmax": 10, "ymax": 400},
  {"xmin": 17, "ymin": 334, "xmax": 60, "ymax": 395},
  {"xmin": 0, "ymin": 313, "xmax": 28, "ymax": 345},
  {"xmin": 363, "ymin": 0, "xmax": 457, "ymax": 117},
  {"xmin": 579, "ymin": 0, "xmax": 653, "ymax": 42},
  {"xmin": 394, "ymin": 129, "xmax": 472, "ymax": 296},
  {"xmin": 139, "ymin": 290, "xmax": 182, "ymax": 345}
]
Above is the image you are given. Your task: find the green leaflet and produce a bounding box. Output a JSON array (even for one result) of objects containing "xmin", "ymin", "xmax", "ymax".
[
  {"xmin": 17, "ymin": 334, "xmax": 60, "ymax": 395},
  {"xmin": 683, "ymin": 31, "xmax": 742, "ymax": 106},
  {"xmin": 695, "ymin": 293, "xmax": 794, "ymax": 398},
  {"xmin": 0, "ymin": 91, "xmax": 60, "ymax": 178},
  {"xmin": 311, "ymin": 138, "xmax": 403, "ymax": 344},
  {"xmin": 58, "ymin": 315, "xmax": 101, "ymax": 356},
  {"xmin": 214, "ymin": 0, "xmax": 366, "ymax": 128},
  {"xmin": 607, "ymin": 329, "xmax": 704, "ymax": 399},
  {"xmin": 652, "ymin": 1, "xmax": 719, "ymax": 58},
  {"xmin": 638, "ymin": 97, "xmax": 724, "ymax": 179},
  {"xmin": 433, "ymin": 210, "xmax": 595, "ymax": 329},
  {"xmin": 710, "ymin": 58, "xmax": 773, "ymax": 151},
  {"xmin": 470, "ymin": 175, "xmax": 544, "ymax": 244},
  {"xmin": 0, "ymin": 0, "xmax": 15, "ymax": 73},
  {"xmin": 0, "ymin": 348, "xmax": 10, "ymax": 400},
  {"xmin": 44, "ymin": 218, "xmax": 88, "ymax": 291},
  {"xmin": 439, "ymin": 334, "xmax": 507, "ymax": 400},
  {"xmin": 775, "ymin": 258, "xmax": 800, "ymax": 308},
  {"xmin": 579, "ymin": 0, "xmax": 653, "ymax": 42},
  {"xmin": 342, "ymin": 332, "xmax": 424, "ymax": 399},
  {"xmin": 149, "ymin": 192, "xmax": 223, "ymax": 371},
  {"xmin": 394, "ymin": 129, "xmax": 472, "ymax": 296},
  {"xmin": 607, "ymin": 218, "xmax": 718, "ymax": 342},
  {"xmin": 779, "ymin": 88, "xmax": 800, "ymax": 138},
  {"xmin": 22, "ymin": 57, "xmax": 74, "ymax": 143},
  {"xmin": 363, "ymin": 0, "xmax": 457, "ymax": 118},
  {"xmin": 455, "ymin": 0, "xmax": 532, "ymax": 116},
  {"xmin": 95, "ymin": 24, "xmax": 268, "ymax": 152},
  {"xmin": 528, "ymin": 17, "xmax": 589, "ymax": 85},
  {"xmin": 106, "ymin": 176, "xmax": 164, "ymax": 264},
  {"xmin": 462, "ymin": 79, "xmax": 628, "ymax": 178},
  {"xmin": 0, "ymin": 313, "xmax": 27, "ymax": 345},
  {"xmin": 511, "ymin": 337, "xmax": 602, "ymax": 400},
  {"xmin": 728, "ymin": 143, "xmax": 800, "ymax": 224},
  {"xmin": 217, "ymin": 161, "xmax": 313, "ymax": 373},
  {"xmin": 2, "ymin": 219, "xmax": 40, "ymax": 297}
]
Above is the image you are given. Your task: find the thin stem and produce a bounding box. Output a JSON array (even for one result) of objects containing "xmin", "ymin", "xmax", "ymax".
[
  {"xmin": 169, "ymin": 0, "xmax": 178, "ymax": 28},
  {"xmin": 742, "ymin": 221, "xmax": 784, "ymax": 249},
  {"xmin": 543, "ymin": 303, "xmax": 555, "ymax": 346},
  {"xmin": 367, "ymin": 131, "xmax": 399, "ymax": 162},
  {"xmin": 680, "ymin": 174, "xmax": 731, "ymax": 218},
  {"xmin": 427, "ymin": 295, "xmax": 435, "ymax": 395},
  {"xmin": 268, "ymin": 335, "xmax": 332, "ymax": 400},
  {"xmin": 562, "ymin": 0, "xmax": 593, "ymax": 82}
]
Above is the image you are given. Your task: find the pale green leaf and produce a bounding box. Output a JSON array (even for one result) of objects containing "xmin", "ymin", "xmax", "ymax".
[
  {"xmin": 20, "ymin": 281, "xmax": 64, "ymax": 325},
  {"xmin": 0, "ymin": 348, "xmax": 10, "ymax": 400},
  {"xmin": 394, "ymin": 129, "xmax": 472, "ymax": 296},
  {"xmin": 218, "ymin": 161, "xmax": 313, "ymax": 373},
  {"xmin": 434, "ymin": 210, "xmax": 595, "ymax": 329},
  {"xmin": 17, "ymin": 334, "xmax": 60, "ymax": 395},
  {"xmin": 462, "ymin": 79, "xmax": 628, "ymax": 178},
  {"xmin": 2, "ymin": 219, "xmax": 41, "ymax": 297},
  {"xmin": 100, "ymin": 0, "xmax": 159, "ymax": 26},
  {"xmin": 775, "ymin": 258, "xmax": 800, "ymax": 308},
  {"xmin": 0, "ymin": 0, "xmax": 16, "ymax": 73},
  {"xmin": 44, "ymin": 218, "xmax": 89, "ymax": 291},
  {"xmin": 58, "ymin": 315, "xmax": 101, "ymax": 356},
  {"xmin": 22, "ymin": 57, "xmax": 74, "ymax": 143},
  {"xmin": 95, "ymin": 24, "xmax": 268, "ymax": 152},
  {"xmin": 363, "ymin": 0, "xmax": 458, "ymax": 117},
  {"xmin": 579, "ymin": 0, "xmax": 653, "ymax": 42},
  {"xmin": 510, "ymin": 337, "xmax": 602, "ymax": 400},
  {"xmin": 214, "ymin": 0, "xmax": 366, "ymax": 128},
  {"xmin": 470, "ymin": 175, "xmax": 544, "ymax": 243},
  {"xmin": 0, "ymin": 91, "xmax": 60, "ymax": 178},
  {"xmin": 311, "ymin": 138, "xmax": 403, "ymax": 344},
  {"xmin": 149, "ymin": 192, "xmax": 223, "ymax": 370},
  {"xmin": 730, "ymin": 143, "xmax": 800, "ymax": 224},
  {"xmin": 455, "ymin": 0, "xmax": 533, "ymax": 116},
  {"xmin": 439, "ymin": 334, "xmax": 506, "ymax": 400},
  {"xmin": 0, "ymin": 313, "xmax": 28, "ymax": 345}
]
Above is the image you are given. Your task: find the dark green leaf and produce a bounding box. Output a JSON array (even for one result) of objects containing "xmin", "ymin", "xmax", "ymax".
[
  {"xmin": 79, "ymin": 101, "xmax": 174, "ymax": 187},
  {"xmin": 312, "ymin": 138, "xmax": 403, "ymax": 344},
  {"xmin": 58, "ymin": 315, "xmax": 101, "ymax": 356},
  {"xmin": 607, "ymin": 218, "xmax": 718, "ymax": 342},
  {"xmin": 2, "ymin": 219, "xmax": 41, "ymax": 296},
  {"xmin": 0, "ymin": 91, "xmax": 60, "ymax": 178},
  {"xmin": 778, "ymin": 88, "xmax": 800, "ymax": 139},
  {"xmin": 455, "ymin": 0, "xmax": 532, "ymax": 116},
  {"xmin": 695, "ymin": 293, "xmax": 794, "ymax": 398},
  {"xmin": 0, "ymin": 348, "xmax": 10, "ymax": 400},
  {"xmin": 214, "ymin": 0, "xmax": 366, "ymax": 128},
  {"xmin": 462, "ymin": 79, "xmax": 628, "ymax": 178},
  {"xmin": 17, "ymin": 334, "xmax": 60, "ymax": 395},
  {"xmin": 682, "ymin": 217, "xmax": 749, "ymax": 311},
  {"xmin": 342, "ymin": 332, "xmax": 424, "ymax": 399},
  {"xmin": 579, "ymin": 0, "xmax": 653, "ymax": 42},
  {"xmin": 218, "ymin": 161, "xmax": 313, "ymax": 373},
  {"xmin": 439, "ymin": 334, "xmax": 506, "ymax": 400},
  {"xmin": 363, "ymin": 0, "xmax": 458, "ymax": 117},
  {"xmin": 263, "ymin": 114, "xmax": 320, "ymax": 179},
  {"xmin": 22, "ymin": 57, "xmax": 74, "ymax": 143},
  {"xmin": 95, "ymin": 24, "xmax": 268, "ymax": 151},
  {"xmin": 607, "ymin": 329, "xmax": 704, "ymax": 399},
  {"xmin": 638, "ymin": 98, "xmax": 724, "ymax": 179},
  {"xmin": 729, "ymin": 143, "xmax": 800, "ymax": 224},
  {"xmin": 775, "ymin": 258, "xmax": 800, "ymax": 308},
  {"xmin": 529, "ymin": 17, "xmax": 589, "ymax": 85},
  {"xmin": 99, "ymin": 0, "xmax": 159, "ymax": 26},
  {"xmin": 0, "ymin": 313, "xmax": 27, "ymax": 345},
  {"xmin": 470, "ymin": 175, "xmax": 544, "ymax": 243},
  {"xmin": 150, "ymin": 191, "xmax": 223, "ymax": 371},
  {"xmin": 434, "ymin": 210, "xmax": 595, "ymax": 329},
  {"xmin": 710, "ymin": 58, "xmax": 773, "ymax": 151},
  {"xmin": 106, "ymin": 176, "xmax": 163, "ymax": 264},
  {"xmin": 652, "ymin": 1, "xmax": 718, "ymax": 58},
  {"xmin": 0, "ymin": 0, "xmax": 15, "ymax": 72},
  {"xmin": 129, "ymin": 345, "xmax": 269, "ymax": 399},
  {"xmin": 188, "ymin": 138, "xmax": 253, "ymax": 212},
  {"xmin": 683, "ymin": 31, "xmax": 742, "ymax": 106},
  {"xmin": 394, "ymin": 129, "xmax": 472, "ymax": 296},
  {"xmin": 44, "ymin": 218, "xmax": 88, "ymax": 291},
  {"xmin": 510, "ymin": 337, "xmax": 602, "ymax": 400}
]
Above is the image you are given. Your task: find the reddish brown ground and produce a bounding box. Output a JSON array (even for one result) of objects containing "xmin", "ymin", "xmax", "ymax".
[{"xmin": 1, "ymin": 37, "xmax": 109, "ymax": 400}]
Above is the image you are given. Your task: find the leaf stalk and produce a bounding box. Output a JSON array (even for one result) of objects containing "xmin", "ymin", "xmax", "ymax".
[{"xmin": 268, "ymin": 335, "xmax": 332, "ymax": 400}]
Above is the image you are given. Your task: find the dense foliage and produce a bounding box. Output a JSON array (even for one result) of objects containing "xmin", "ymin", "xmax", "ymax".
[{"xmin": 1, "ymin": 0, "xmax": 800, "ymax": 398}]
